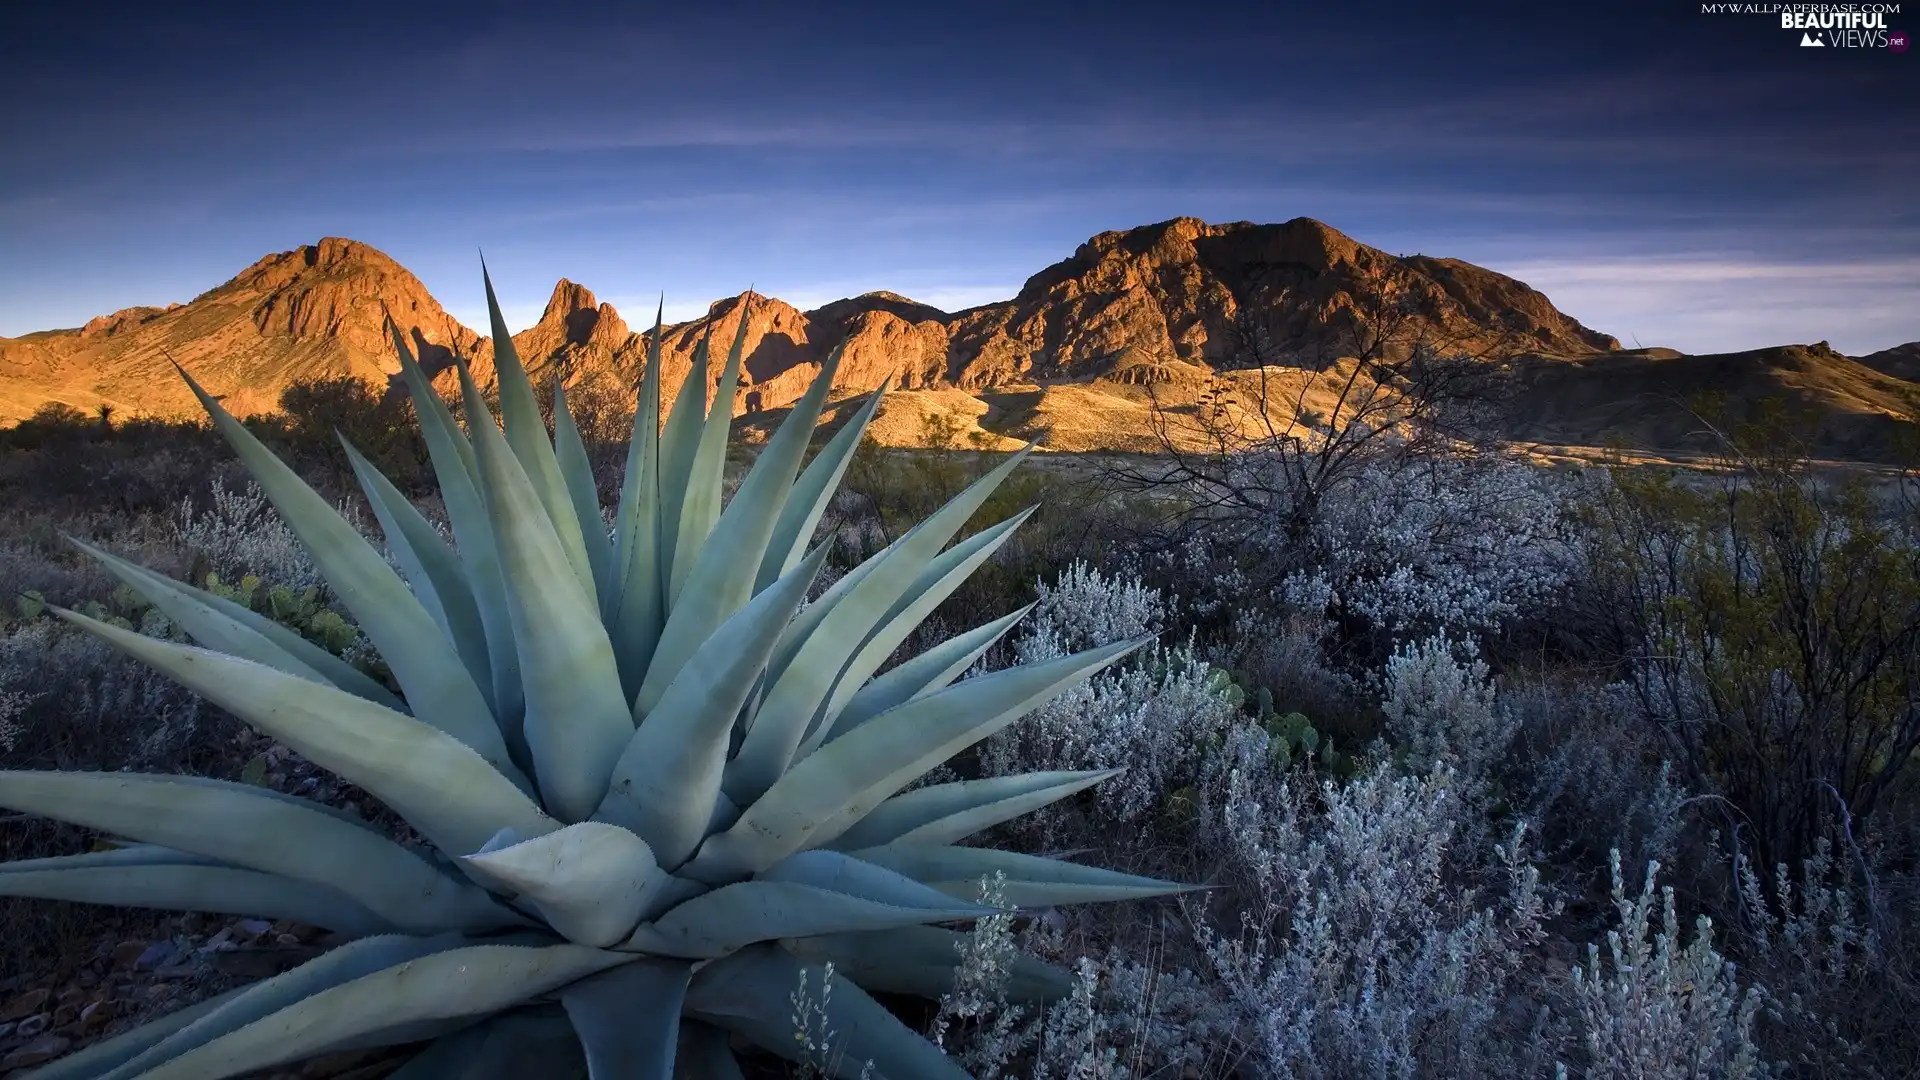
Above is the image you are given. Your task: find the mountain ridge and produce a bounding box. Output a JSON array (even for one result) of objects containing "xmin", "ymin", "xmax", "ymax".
[{"xmin": 3, "ymin": 219, "xmax": 1914, "ymax": 462}]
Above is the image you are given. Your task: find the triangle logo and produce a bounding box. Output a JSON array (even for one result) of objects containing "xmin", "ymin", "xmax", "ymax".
[{"xmin": 1801, "ymin": 31, "xmax": 1825, "ymax": 45}]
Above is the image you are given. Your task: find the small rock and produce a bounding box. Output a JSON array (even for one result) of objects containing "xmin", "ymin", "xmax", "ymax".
[
  {"xmin": 16, "ymin": 1011, "xmax": 49, "ymax": 1038},
  {"xmin": 111, "ymin": 940, "xmax": 146, "ymax": 969},
  {"xmin": 0, "ymin": 1020, "xmax": 13, "ymax": 1040},
  {"xmin": 135, "ymin": 941, "xmax": 177, "ymax": 971},
  {"xmin": 199, "ymin": 927, "xmax": 234, "ymax": 952},
  {"xmin": 51, "ymin": 1002, "xmax": 77, "ymax": 1028},
  {"xmin": 275, "ymin": 933, "xmax": 302, "ymax": 947},
  {"xmin": 0, "ymin": 988, "xmax": 48, "ymax": 1021},
  {"xmin": 2, "ymin": 1033, "xmax": 74, "ymax": 1070},
  {"xmin": 79, "ymin": 999, "xmax": 114, "ymax": 1029},
  {"xmin": 236, "ymin": 919, "xmax": 273, "ymax": 939}
]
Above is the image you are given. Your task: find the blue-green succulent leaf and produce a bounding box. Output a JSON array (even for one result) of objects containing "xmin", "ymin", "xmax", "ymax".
[
  {"xmin": 795, "ymin": 506, "xmax": 1036, "ymax": 759},
  {"xmin": 666, "ymin": 303, "xmax": 751, "ymax": 606},
  {"xmin": 13, "ymin": 987, "xmax": 252, "ymax": 1080},
  {"xmin": 687, "ymin": 944, "xmax": 970, "ymax": 1080},
  {"xmin": 96, "ymin": 934, "xmax": 475, "ymax": 1080},
  {"xmin": 823, "ymin": 603, "xmax": 1033, "ymax": 744},
  {"xmin": 826, "ymin": 769, "xmax": 1120, "ymax": 851},
  {"xmin": 129, "ymin": 941, "xmax": 628, "ymax": 1080},
  {"xmin": 386, "ymin": 1010, "xmax": 587, "ymax": 1080},
  {"xmin": 597, "ymin": 546, "xmax": 828, "ymax": 868},
  {"xmin": 0, "ymin": 772, "xmax": 515, "ymax": 933},
  {"xmin": 608, "ymin": 302, "xmax": 667, "ymax": 696},
  {"xmin": 65, "ymin": 536, "xmax": 401, "ymax": 711},
  {"xmin": 460, "ymin": 822, "xmax": 664, "ymax": 948},
  {"xmin": 846, "ymin": 843, "xmax": 1196, "ymax": 907},
  {"xmin": 456, "ymin": 360, "xmax": 632, "ymax": 823},
  {"xmin": 785, "ymin": 925, "xmax": 1073, "ymax": 1005},
  {"xmin": 671, "ymin": 1022, "xmax": 745, "ymax": 1080},
  {"xmin": 552, "ymin": 380, "xmax": 615, "ymax": 610},
  {"xmin": 756, "ymin": 383, "xmax": 886, "ymax": 592},
  {"xmin": 171, "ymin": 363, "xmax": 509, "ymax": 770},
  {"xmin": 482, "ymin": 262, "xmax": 596, "ymax": 600},
  {"xmin": 690, "ymin": 636, "xmax": 1147, "ymax": 881},
  {"xmin": 656, "ymin": 320, "xmax": 713, "ymax": 606},
  {"xmin": 341, "ymin": 439, "xmax": 494, "ymax": 707},
  {"xmin": 727, "ymin": 449, "xmax": 1035, "ymax": 803},
  {"xmin": 561, "ymin": 959, "xmax": 692, "ymax": 1080},
  {"xmin": 635, "ymin": 338, "xmax": 844, "ymax": 713},
  {"xmin": 387, "ymin": 323, "xmax": 525, "ymax": 743},
  {"xmin": 51, "ymin": 608, "xmax": 552, "ymax": 857}
]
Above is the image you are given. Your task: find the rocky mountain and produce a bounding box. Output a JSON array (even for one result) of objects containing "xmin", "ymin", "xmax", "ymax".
[{"xmin": 3, "ymin": 218, "xmax": 1913, "ymax": 462}]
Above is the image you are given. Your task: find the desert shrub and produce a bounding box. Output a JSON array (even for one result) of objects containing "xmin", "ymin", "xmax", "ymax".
[
  {"xmin": 1193, "ymin": 754, "xmax": 1556, "ymax": 1080},
  {"xmin": 1377, "ymin": 632, "xmax": 1516, "ymax": 782},
  {"xmin": 1578, "ymin": 455, "xmax": 1920, "ymax": 876},
  {"xmin": 932, "ymin": 875, "xmax": 1239, "ymax": 1080},
  {"xmin": 981, "ymin": 562, "xmax": 1242, "ymax": 828},
  {"xmin": 1560, "ymin": 852, "xmax": 1770, "ymax": 1080},
  {"xmin": 270, "ymin": 374, "xmax": 432, "ymax": 491},
  {"xmin": 171, "ymin": 474, "xmax": 393, "ymax": 598},
  {"xmin": 1157, "ymin": 446, "xmax": 1576, "ymax": 670},
  {"xmin": 1504, "ymin": 674, "xmax": 1693, "ymax": 887}
]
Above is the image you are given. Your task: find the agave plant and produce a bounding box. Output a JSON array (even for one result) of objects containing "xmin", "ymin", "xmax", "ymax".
[{"xmin": 0, "ymin": 270, "xmax": 1182, "ymax": 1080}]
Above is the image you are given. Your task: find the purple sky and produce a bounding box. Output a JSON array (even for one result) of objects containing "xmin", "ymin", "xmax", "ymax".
[{"xmin": 3, "ymin": 0, "xmax": 1915, "ymax": 354}]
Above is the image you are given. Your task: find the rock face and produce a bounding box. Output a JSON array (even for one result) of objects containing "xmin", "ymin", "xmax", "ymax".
[
  {"xmin": 0, "ymin": 238, "xmax": 484, "ymax": 422},
  {"xmin": 0, "ymin": 218, "xmax": 1626, "ymax": 436}
]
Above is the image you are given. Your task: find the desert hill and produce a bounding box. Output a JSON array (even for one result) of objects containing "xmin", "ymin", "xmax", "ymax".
[
  {"xmin": 2, "ymin": 220, "xmax": 1914, "ymax": 461},
  {"xmin": 1504, "ymin": 341, "xmax": 1920, "ymax": 465}
]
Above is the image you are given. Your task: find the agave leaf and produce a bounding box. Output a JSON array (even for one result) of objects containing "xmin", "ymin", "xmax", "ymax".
[
  {"xmin": 823, "ymin": 604, "xmax": 1034, "ymax": 743},
  {"xmin": 561, "ymin": 959, "xmax": 693, "ymax": 1079},
  {"xmin": 655, "ymin": 320, "xmax": 713, "ymax": 603},
  {"xmin": 630, "ymin": 881, "xmax": 990, "ymax": 960},
  {"xmin": 633, "ymin": 850, "xmax": 996, "ymax": 959},
  {"xmin": 387, "ymin": 322, "xmax": 525, "ymax": 743},
  {"xmin": 131, "ymin": 942, "xmax": 628, "ymax": 1080},
  {"xmin": 672, "ymin": 1021, "xmax": 745, "ymax": 1080},
  {"xmin": 607, "ymin": 302, "xmax": 667, "ymax": 696},
  {"xmin": 0, "ymin": 862, "xmax": 390, "ymax": 935},
  {"xmin": 756, "ymin": 383, "xmax": 886, "ymax": 592},
  {"xmin": 0, "ymin": 846, "xmax": 229, "ymax": 873},
  {"xmin": 794, "ymin": 506, "xmax": 1037, "ymax": 759},
  {"xmin": 481, "ymin": 263, "xmax": 596, "ymax": 600},
  {"xmin": 785, "ymin": 925, "xmax": 1072, "ymax": 1005},
  {"xmin": 687, "ymin": 944, "xmax": 970, "ymax": 1080},
  {"xmin": 456, "ymin": 361, "xmax": 633, "ymax": 823},
  {"xmin": 52, "ymin": 609, "xmax": 553, "ymax": 857},
  {"xmin": 597, "ymin": 546, "xmax": 828, "ymax": 868},
  {"xmin": 14, "ymin": 986, "xmax": 252, "ymax": 1080},
  {"xmin": 460, "ymin": 822, "xmax": 664, "ymax": 948},
  {"xmin": 553, "ymin": 380, "xmax": 615, "ymax": 609},
  {"xmin": 341, "ymin": 439, "xmax": 494, "ymax": 707},
  {"xmin": 847, "ymin": 843, "xmax": 1195, "ymax": 907},
  {"xmin": 761, "ymin": 527, "xmax": 900, "ymax": 697},
  {"xmin": 727, "ymin": 450, "xmax": 1035, "ymax": 803},
  {"xmin": 634, "ymin": 338, "xmax": 845, "ymax": 713},
  {"xmin": 0, "ymin": 772, "xmax": 515, "ymax": 933},
  {"xmin": 66, "ymin": 536, "xmax": 402, "ymax": 711},
  {"xmin": 95, "ymin": 934, "xmax": 474, "ymax": 1080},
  {"xmin": 691, "ymin": 636, "xmax": 1146, "ymax": 881},
  {"xmin": 827, "ymin": 769, "xmax": 1120, "ymax": 851},
  {"xmin": 388, "ymin": 1009, "xmax": 587, "ymax": 1080},
  {"xmin": 172, "ymin": 364, "xmax": 511, "ymax": 769},
  {"xmin": 666, "ymin": 303, "xmax": 752, "ymax": 606}
]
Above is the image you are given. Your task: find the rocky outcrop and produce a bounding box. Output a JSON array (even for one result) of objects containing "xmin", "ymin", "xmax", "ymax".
[{"xmin": 0, "ymin": 218, "xmax": 1624, "ymax": 434}]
